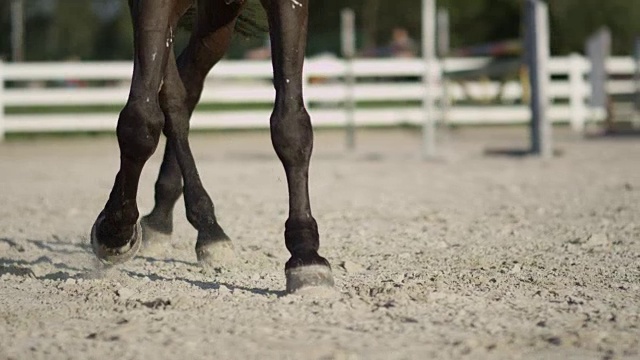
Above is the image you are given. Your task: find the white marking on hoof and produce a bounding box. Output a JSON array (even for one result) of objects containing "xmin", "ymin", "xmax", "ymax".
[
  {"xmin": 90, "ymin": 215, "xmax": 142, "ymax": 265},
  {"xmin": 285, "ymin": 265, "xmax": 334, "ymax": 294},
  {"xmin": 196, "ymin": 240, "xmax": 236, "ymax": 269}
]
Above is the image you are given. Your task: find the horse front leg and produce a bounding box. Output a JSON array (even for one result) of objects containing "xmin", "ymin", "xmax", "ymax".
[
  {"xmin": 91, "ymin": 0, "xmax": 180, "ymax": 264},
  {"xmin": 261, "ymin": 0, "xmax": 334, "ymax": 293}
]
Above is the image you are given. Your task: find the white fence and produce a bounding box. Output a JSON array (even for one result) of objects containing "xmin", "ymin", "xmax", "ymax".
[{"xmin": 0, "ymin": 55, "xmax": 635, "ymax": 139}]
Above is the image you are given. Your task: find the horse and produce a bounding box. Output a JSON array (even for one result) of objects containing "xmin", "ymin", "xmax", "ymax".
[{"xmin": 89, "ymin": 0, "xmax": 334, "ymax": 293}]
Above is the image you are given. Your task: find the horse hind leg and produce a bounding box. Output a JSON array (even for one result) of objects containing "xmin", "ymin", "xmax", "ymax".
[
  {"xmin": 91, "ymin": 0, "xmax": 185, "ymax": 264},
  {"xmin": 139, "ymin": 140, "xmax": 181, "ymax": 255},
  {"xmin": 261, "ymin": 0, "xmax": 334, "ymax": 293},
  {"xmin": 142, "ymin": 0, "xmax": 246, "ymax": 266}
]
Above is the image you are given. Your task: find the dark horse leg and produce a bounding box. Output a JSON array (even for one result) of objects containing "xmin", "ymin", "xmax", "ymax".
[
  {"xmin": 91, "ymin": 0, "xmax": 191, "ymax": 263},
  {"xmin": 261, "ymin": 0, "xmax": 334, "ymax": 292},
  {"xmin": 141, "ymin": 0, "xmax": 245, "ymax": 266}
]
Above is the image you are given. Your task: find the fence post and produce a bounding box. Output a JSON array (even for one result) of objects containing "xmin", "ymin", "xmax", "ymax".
[
  {"xmin": 10, "ymin": 0, "xmax": 25, "ymax": 62},
  {"xmin": 586, "ymin": 27, "xmax": 611, "ymax": 126},
  {"xmin": 524, "ymin": 0, "xmax": 552, "ymax": 158},
  {"xmin": 568, "ymin": 53, "xmax": 587, "ymax": 132},
  {"xmin": 0, "ymin": 60, "xmax": 5, "ymax": 142},
  {"xmin": 437, "ymin": 8, "xmax": 450, "ymax": 128},
  {"xmin": 421, "ymin": 0, "xmax": 437, "ymax": 159},
  {"xmin": 341, "ymin": 8, "xmax": 356, "ymax": 151}
]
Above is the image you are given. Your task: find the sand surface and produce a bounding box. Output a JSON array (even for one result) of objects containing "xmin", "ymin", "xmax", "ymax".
[{"xmin": 0, "ymin": 128, "xmax": 638, "ymax": 359}]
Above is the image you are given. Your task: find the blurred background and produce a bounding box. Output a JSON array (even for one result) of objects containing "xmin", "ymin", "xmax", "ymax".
[
  {"xmin": 2, "ymin": 0, "xmax": 640, "ymax": 61},
  {"xmin": 1, "ymin": 0, "xmax": 640, "ymax": 143}
]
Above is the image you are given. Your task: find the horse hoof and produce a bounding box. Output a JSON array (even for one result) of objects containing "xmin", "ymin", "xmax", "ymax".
[
  {"xmin": 91, "ymin": 214, "xmax": 142, "ymax": 265},
  {"xmin": 285, "ymin": 265, "xmax": 334, "ymax": 294},
  {"xmin": 196, "ymin": 240, "xmax": 236, "ymax": 269},
  {"xmin": 139, "ymin": 217, "xmax": 172, "ymax": 256}
]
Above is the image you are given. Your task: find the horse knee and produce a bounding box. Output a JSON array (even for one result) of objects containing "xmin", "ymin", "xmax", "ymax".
[
  {"xmin": 270, "ymin": 105, "xmax": 313, "ymax": 167},
  {"xmin": 160, "ymin": 83, "xmax": 192, "ymax": 138},
  {"xmin": 117, "ymin": 99, "xmax": 164, "ymax": 161}
]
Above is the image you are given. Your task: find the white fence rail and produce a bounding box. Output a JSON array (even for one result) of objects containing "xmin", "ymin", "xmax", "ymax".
[{"xmin": 0, "ymin": 55, "xmax": 635, "ymax": 139}]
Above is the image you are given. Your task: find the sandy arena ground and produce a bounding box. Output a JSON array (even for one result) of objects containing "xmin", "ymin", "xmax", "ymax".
[{"xmin": 0, "ymin": 127, "xmax": 638, "ymax": 359}]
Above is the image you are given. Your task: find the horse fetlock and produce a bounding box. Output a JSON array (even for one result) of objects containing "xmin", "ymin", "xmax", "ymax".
[
  {"xmin": 284, "ymin": 217, "xmax": 319, "ymax": 255},
  {"xmin": 141, "ymin": 211, "xmax": 173, "ymax": 236},
  {"xmin": 285, "ymin": 251, "xmax": 330, "ymax": 269},
  {"xmin": 184, "ymin": 192, "xmax": 217, "ymax": 229},
  {"xmin": 195, "ymin": 223, "xmax": 229, "ymax": 245}
]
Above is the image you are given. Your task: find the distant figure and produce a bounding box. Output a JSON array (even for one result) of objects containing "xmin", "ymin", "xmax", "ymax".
[
  {"xmin": 388, "ymin": 27, "xmax": 417, "ymax": 58},
  {"xmin": 360, "ymin": 27, "xmax": 418, "ymax": 58}
]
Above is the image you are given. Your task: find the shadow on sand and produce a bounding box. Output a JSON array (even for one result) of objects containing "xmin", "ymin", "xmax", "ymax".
[
  {"xmin": 124, "ymin": 270, "xmax": 285, "ymax": 297},
  {"xmin": 0, "ymin": 237, "xmax": 282, "ymax": 297}
]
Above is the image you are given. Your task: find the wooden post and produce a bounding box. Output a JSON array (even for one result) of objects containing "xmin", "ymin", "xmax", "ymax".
[
  {"xmin": 437, "ymin": 9, "xmax": 449, "ymax": 58},
  {"xmin": 586, "ymin": 28, "xmax": 611, "ymax": 128},
  {"xmin": 11, "ymin": 0, "xmax": 25, "ymax": 62},
  {"xmin": 422, "ymin": 0, "xmax": 437, "ymax": 159},
  {"xmin": 524, "ymin": 0, "xmax": 552, "ymax": 158},
  {"xmin": 341, "ymin": 8, "xmax": 356, "ymax": 151},
  {"xmin": 437, "ymin": 8, "xmax": 450, "ymax": 128}
]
